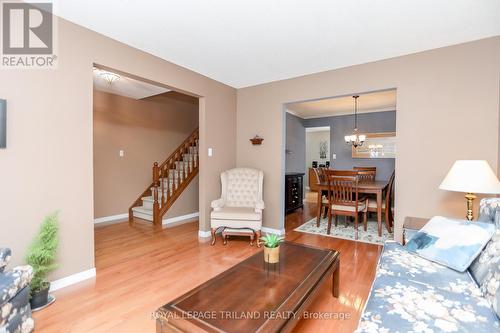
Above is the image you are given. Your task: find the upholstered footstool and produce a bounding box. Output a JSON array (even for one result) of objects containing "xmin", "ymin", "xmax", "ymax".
[{"xmin": 221, "ymin": 228, "xmax": 260, "ymax": 246}]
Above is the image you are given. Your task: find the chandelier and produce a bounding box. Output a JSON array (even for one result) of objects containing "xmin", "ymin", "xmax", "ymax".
[{"xmin": 344, "ymin": 95, "xmax": 366, "ymax": 148}]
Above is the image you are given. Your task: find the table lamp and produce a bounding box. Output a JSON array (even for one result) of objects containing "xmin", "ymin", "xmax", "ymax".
[{"xmin": 439, "ymin": 160, "xmax": 500, "ymax": 221}]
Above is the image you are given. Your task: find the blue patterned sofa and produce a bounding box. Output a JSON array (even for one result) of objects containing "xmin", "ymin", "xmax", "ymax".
[
  {"xmin": 357, "ymin": 198, "xmax": 500, "ymax": 332},
  {"xmin": 0, "ymin": 248, "xmax": 34, "ymax": 333}
]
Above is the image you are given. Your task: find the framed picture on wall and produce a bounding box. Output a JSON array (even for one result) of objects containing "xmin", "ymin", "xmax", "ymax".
[
  {"xmin": 0, "ymin": 99, "xmax": 5, "ymax": 149},
  {"xmin": 352, "ymin": 132, "xmax": 396, "ymax": 158}
]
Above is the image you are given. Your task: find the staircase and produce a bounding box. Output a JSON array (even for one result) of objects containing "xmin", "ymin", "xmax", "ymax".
[{"xmin": 129, "ymin": 128, "xmax": 199, "ymax": 225}]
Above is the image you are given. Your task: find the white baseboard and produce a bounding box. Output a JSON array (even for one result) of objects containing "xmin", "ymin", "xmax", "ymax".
[
  {"xmin": 94, "ymin": 213, "xmax": 128, "ymax": 224},
  {"xmin": 163, "ymin": 212, "xmax": 199, "ymax": 226},
  {"xmin": 50, "ymin": 268, "xmax": 96, "ymax": 292},
  {"xmin": 262, "ymin": 227, "xmax": 285, "ymax": 235},
  {"xmin": 96, "ymin": 212, "xmax": 199, "ymax": 226},
  {"xmin": 198, "ymin": 230, "xmax": 212, "ymax": 238}
]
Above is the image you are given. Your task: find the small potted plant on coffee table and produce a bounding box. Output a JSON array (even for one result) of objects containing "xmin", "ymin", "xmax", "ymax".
[
  {"xmin": 259, "ymin": 234, "xmax": 284, "ymax": 263},
  {"xmin": 26, "ymin": 211, "xmax": 59, "ymax": 310}
]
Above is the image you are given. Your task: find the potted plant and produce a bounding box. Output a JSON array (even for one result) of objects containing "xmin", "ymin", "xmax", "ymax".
[
  {"xmin": 259, "ymin": 234, "xmax": 284, "ymax": 263},
  {"xmin": 26, "ymin": 211, "xmax": 59, "ymax": 310}
]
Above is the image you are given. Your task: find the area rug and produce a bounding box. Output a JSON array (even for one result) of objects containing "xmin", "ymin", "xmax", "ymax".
[{"xmin": 294, "ymin": 217, "xmax": 393, "ymax": 245}]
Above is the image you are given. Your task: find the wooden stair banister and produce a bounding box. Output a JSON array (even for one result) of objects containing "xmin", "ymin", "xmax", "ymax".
[{"xmin": 129, "ymin": 127, "xmax": 199, "ymax": 225}]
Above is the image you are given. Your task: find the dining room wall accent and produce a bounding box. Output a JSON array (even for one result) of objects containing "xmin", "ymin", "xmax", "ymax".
[
  {"xmin": 302, "ymin": 110, "xmax": 396, "ymax": 181},
  {"xmin": 352, "ymin": 132, "xmax": 396, "ymax": 159}
]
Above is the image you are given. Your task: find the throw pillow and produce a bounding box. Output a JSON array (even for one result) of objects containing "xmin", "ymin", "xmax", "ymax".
[{"xmin": 405, "ymin": 216, "xmax": 495, "ymax": 272}]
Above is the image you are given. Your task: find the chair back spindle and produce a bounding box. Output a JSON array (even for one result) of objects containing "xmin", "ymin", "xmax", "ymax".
[
  {"xmin": 356, "ymin": 170, "xmax": 376, "ymax": 181},
  {"xmin": 325, "ymin": 172, "xmax": 359, "ymax": 207}
]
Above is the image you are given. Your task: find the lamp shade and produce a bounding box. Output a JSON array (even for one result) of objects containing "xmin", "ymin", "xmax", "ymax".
[{"xmin": 439, "ymin": 160, "xmax": 500, "ymax": 194}]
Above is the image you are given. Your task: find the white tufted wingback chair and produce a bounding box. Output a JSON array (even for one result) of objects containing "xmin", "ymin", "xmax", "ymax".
[{"xmin": 210, "ymin": 168, "xmax": 264, "ymax": 245}]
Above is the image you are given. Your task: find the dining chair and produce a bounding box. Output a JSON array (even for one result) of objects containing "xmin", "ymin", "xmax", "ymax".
[
  {"xmin": 368, "ymin": 170, "xmax": 395, "ymax": 232},
  {"xmin": 354, "ymin": 166, "xmax": 377, "ymax": 171},
  {"xmin": 313, "ymin": 167, "xmax": 327, "ymax": 184},
  {"xmin": 356, "ymin": 170, "xmax": 376, "ymax": 181},
  {"xmin": 325, "ymin": 172, "xmax": 368, "ymax": 239},
  {"xmin": 354, "ymin": 166, "xmax": 377, "ymax": 181},
  {"xmin": 313, "ymin": 167, "xmax": 329, "ymax": 221},
  {"xmin": 326, "ymin": 169, "xmax": 358, "ymax": 177},
  {"xmin": 316, "ymin": 169, "xmax": 353, "ymax": 226}
]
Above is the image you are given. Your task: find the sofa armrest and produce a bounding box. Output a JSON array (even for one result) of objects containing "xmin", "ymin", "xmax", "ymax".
[
  {"xmin": 211, "ymin": 198, "xmax": 226, "ymax": 211},
  {"xmin": 478, "ymin": 197, "xmax": 500, "ymax": 224},
  {"xmin": 255, "ymin": 200, "xmax": 265, "ymax": 213},
  {"xmin": 0, "ymin": 265, "xmax": 33, "ymax": 306},
  {"xmin": 0, "ymin": 248, "xmax": 11, "ymax": 273}
]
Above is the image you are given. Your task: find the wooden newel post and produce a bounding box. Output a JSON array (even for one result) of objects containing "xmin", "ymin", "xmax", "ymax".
[
  {"xmin": 153, "ymin": 162, "xmax": 160, "ymax": 225},
  {"xmin": 153, "ymin": 162, "xmax": 159, "ymax": 184}
]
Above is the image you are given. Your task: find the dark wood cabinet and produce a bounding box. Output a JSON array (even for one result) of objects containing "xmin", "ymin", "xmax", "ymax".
[{"xmin": 285, "ymin": 173, "xmax": 304, "ymax": 214}]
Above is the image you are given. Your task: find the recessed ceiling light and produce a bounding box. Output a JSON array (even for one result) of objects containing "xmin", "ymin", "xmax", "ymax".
[
  {"xmin": 93, "ymin": 67, "xmax": 120, "ymax": 85},
  {"xmin": 99, "ymin": 71, "xmax": 120, "ymax": 85}
]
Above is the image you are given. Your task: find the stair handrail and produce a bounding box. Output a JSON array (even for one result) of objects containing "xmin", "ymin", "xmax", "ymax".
[
  {"xmin": 159, "ymin": 127, "xmax": 199, "ymax": 170},
  {"xmin": 129, "ymin": 127, "xmax": 199, "ymax": 225}
]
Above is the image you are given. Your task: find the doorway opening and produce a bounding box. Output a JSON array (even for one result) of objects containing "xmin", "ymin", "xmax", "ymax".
[
  {"xmin": 305, "ymin": 126, "xmax": 331, "ymax": 202},
  {"xmin": 283, "ymin": 89, "xmax": 397, "ymax": 244},
  {"xmin": 92, "ymin": 65, "xmax": 201, "ymax": 264}
]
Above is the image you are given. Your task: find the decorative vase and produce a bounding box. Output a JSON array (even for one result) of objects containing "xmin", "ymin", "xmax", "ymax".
[{"xmin": 264, "ymin": 245, "xmax": 280, "ymax": 263}]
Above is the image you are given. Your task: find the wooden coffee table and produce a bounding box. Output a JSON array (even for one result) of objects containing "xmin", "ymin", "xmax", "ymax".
[{"xmin": 155, "ymin": 241, "xmax": 340, "ymax": 333}]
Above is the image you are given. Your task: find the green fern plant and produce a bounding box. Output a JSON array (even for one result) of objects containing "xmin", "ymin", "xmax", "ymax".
[
  {"xmin": 26, "ymin": 211, "xmax": 59, "ymax": 293},
  {"xmin": 259, "ymin": 234, "xmax": 284, "ymax": 248}
]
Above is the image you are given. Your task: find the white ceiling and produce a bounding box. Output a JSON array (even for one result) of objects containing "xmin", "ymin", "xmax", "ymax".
[
  {"xmin": 57, "ymin": 0, "xmax": 500, "ymax": 88},
  {"xmin": 93, "ymin": 68, "xmax": 169, "ymax": 99},
  {"xmin": 287, "ymin": 89, "xmax": 396, "ymax": 118}
]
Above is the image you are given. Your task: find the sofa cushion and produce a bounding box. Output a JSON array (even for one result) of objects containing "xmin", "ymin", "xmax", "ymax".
[
  {"xmin": 378, "ymin": 242, "xmax": 482, "ymax": 297},
  {"xmin": 0, "ymin": 266, "xmax": 33, "ymax": 307},
  {"xmin": 210, "ymin": 207, "xmax": 261, "ymax": 221},
  {"xmin": 357, "ymin": 275, "xmax": 500, "ymax": 333},
  {"xmin": 405, "ymin": 216, "xmax": 495, "ymax": 272}
]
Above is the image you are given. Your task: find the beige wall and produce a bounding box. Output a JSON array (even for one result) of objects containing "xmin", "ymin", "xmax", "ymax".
[
  {"xmin": 0, "ymin": 18, "xmax": 236, "ymax": 279},
  {"xmin": 237, "ymin": 36, "xmax": 500, "ymax": 240},
  {"xmin": 93, "ymin": 90, "xmax": 199, "ymax": 219}
]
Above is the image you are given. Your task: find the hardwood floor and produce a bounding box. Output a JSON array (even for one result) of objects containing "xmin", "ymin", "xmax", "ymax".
[{"xmin": 33, "ymin": 203, "xmax": 382, "ymax": 333}]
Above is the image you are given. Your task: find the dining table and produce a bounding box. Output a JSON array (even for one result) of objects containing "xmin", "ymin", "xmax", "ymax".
[{"xmin": 315, "ymin": 179, "xmax": 390, "ymax": 236}]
